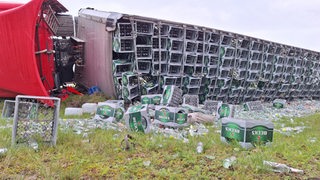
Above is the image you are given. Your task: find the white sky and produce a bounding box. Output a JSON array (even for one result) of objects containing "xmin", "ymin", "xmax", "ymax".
[{"xmin": 9, "ymin": 0, "xmax": 320, "ymax": 52}]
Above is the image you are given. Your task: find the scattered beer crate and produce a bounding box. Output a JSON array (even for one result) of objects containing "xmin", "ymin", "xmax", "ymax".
[{"xmin": 221, "ymin": 117, "xmax": 274, "ymax": 149}]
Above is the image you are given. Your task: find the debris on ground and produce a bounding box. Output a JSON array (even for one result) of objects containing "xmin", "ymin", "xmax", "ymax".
[
  {"xmin": 263, "ymin": 160, "xmax": 304, "ymax": 174},
  {"xmin": 0, "ymin": 124, "xmax": 12, "ymax": 129},
  {"xmin": 276, "ymin": 126, "xmax": 307, "ymax": 136},
  {"xmin": 41, "ymin": 97, "xmax": 320, "ymax": 148},
  {"xmin": 151, "ymin": 126, "xmax": 189, "ymax": 143},
  {"xmin": 121, "ymin": 134, "xmax": 135, "ymax": 151},
  {"xmin": 223, "ymin": 156, "xmax": 236, "ymax": 169},
  {"xmin": 3, "ymin": 88, "xmax": 320, "ymax": 153},
  {"xmin": 59, "ymin": 118, "xmax": 126, "ymax": 134},
  {"xmin": 28, "ymin": 139, "xmax": 39, "ymax": 152},
  {"xmin": 0, "ymin": 148, "xmax": 8, "ymax": 156},
  {"xmin": 187, "ymin": 112, "xmax": 215, "ymax": 124},
  {"xmin": 236, "ymin": 100, "xmax": 320, "ymax": 121},
  {"xmin": 196, "ymin": 142, "xmax": 203, "ymax": 153},
  {"xmin": 143, "ymin": 160, "xmax": 151, "ymax": 167},
  {"xmin": 308, "ymin": 137, "xmax": 317, "ymax": 143},
  {"xmin": 64, "ymin": 107, "xmax": 83, "ymax": 116},
  {"xmin": 189, "ymin": 123, "xmax": 209, "ymax": 136}
]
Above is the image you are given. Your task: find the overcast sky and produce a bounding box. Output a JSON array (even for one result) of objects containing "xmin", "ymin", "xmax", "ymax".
[{"xmin": 10, "ymin": 0, "xmax": 320, "ymax": 52}]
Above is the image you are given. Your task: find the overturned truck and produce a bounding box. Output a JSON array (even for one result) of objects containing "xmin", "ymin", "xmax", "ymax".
[
  {"xmin": 1, "ymin": 1, "xmax": 320, "ymax": 104},
  {"xmin": 0, "ymin": 0, "xmax": 74, "ymax": 97},
  {"xmin": 76, "ymin": 8, "xmax": 320, "ymax": 104}
]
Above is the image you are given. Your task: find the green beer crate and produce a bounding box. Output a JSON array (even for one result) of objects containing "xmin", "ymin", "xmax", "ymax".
[
  {"xmin": 113, "ymin": 38, "xmax": 134, "ymax": 52},
  {"xmin": 243, "ymin": 101, "xmax": 263, "ymax": 111},
  {"xmin": 155, "ymin": 106, "xmax": 175, "ymax": 123},
  {"xmin": 106, "ymin": 100, "xmax": 125, "ymax": 108},
  {"xmin": 122, "ymin": 72, "xmax": 140, "ymax": 103},
  {"xmin": 140, "ymin": 84, "xmax": 159, "ymax": 95},
  {"xmin": 154, "ymin": 105, "xmax": 189, "ymax": 127},
  {"xmin": 203, "ymin": 100, "xmax": 222, "ymax": 116},
  {"xmin": 112, "ymin": 60, "xmax": 133, "ymax": 77},
  {"xmin": 141, "ymin": 94, "xmax": 162, "ymax": 105},
  {"xmin": 183, "ymin": 76, "xmax": 202, "ymax": 87},
  {"xmin": 125, "ymin": 104, "xmax": 151, "ymax": 133},
  {"xmin": 122, "ymin": 72, "xmax": 139, "ymax": 87},
  {"xmin": 160, "ymin": 76, "xmax": 177, "ymax": 87},
  {"xmin": 273, "ymin": 99, "xmax": 286, "ymax": 109},
  {"xmin": 217, "ymin": 103, "xmax": 235, "ymax": 119},
  {"xmin": 182, "ymin": 94, "xmax": 199, "ymax": 107},
  {"xmin": 113, "ymin": 77, "xmax": 123, "ymax": 99},
  {"xmin": 161, "ymin": 85, "xmax": 183, "ymax": 107},
  {"xmin": 174, "ymin": 108, "xmax": 189, "ymax": 125},
  {"xmin": 181, "ymin": 104, "xmax": 208, "ymax": 114},
  {"xmin": 221, "ymin": 118, "xmax": 274, "ymax": 149},
  {"xmin": 95, "ymin": 102, "xmax": 125, "ymax": 122},
  {"xmin": 122, "ymin": 86, "xmax": 140, "ymax": 102}
]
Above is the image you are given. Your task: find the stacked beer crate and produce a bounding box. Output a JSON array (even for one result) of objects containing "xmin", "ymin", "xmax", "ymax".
[{"xmin": 112, "ymin": 16, "xmax": 320, "ymax": 104}]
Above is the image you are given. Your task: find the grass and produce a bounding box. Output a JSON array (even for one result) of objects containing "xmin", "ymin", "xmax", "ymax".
[{"xmin": 0, "ymin": 98, "xmax": 320, "ymax": 179}]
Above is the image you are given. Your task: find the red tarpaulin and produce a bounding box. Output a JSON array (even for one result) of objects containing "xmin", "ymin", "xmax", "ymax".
[{"xmin": 0, "ymin": 0, "xmax": 66, "ymax": 97}]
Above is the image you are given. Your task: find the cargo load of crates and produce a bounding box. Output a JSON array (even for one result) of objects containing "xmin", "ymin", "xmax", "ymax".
[{"xmin": 77, "ymin": 9, "xmax": 320, "ymax": 104}]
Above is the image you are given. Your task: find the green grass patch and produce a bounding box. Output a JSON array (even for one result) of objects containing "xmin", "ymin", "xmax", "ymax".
[{"xmin": 0, "ymin": 100, "xmax": 320, "ymax": 178}]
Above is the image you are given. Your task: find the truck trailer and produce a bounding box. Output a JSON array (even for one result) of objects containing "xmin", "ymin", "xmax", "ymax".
[
  {"xmin": 1, "ymin": 1, "xmax": 320, "ymax": 104},
  {"xmin": 76, "ymin": 8, "xmax": 320, "ymax": 103}
]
